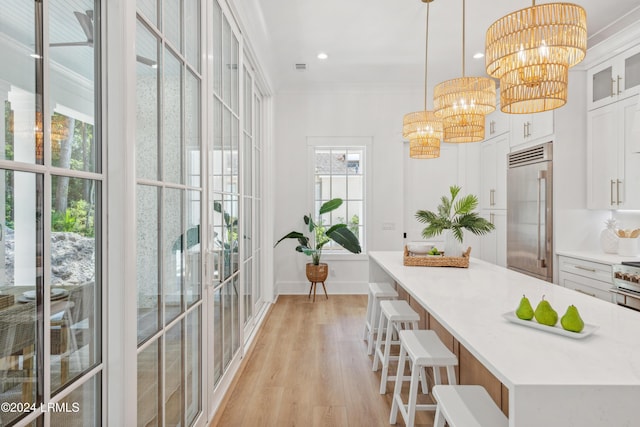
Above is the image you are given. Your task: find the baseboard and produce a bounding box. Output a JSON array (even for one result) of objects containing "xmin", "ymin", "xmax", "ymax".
[{"xmin": 276, "ymin": 280, "xmax": 368, "ymax": 295}]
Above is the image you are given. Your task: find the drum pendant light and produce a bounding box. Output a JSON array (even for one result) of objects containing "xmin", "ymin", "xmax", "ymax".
[
  {"xmin": 402, "ymin": 0, "xmax": 443, "ymax": 159},
  {"xmin": 485, "ymin": 1, "xmax": 587, "ymax": 114},
  {"xmin": 434, "ymin": 0, "xmax": 496, "ymax": 142}
]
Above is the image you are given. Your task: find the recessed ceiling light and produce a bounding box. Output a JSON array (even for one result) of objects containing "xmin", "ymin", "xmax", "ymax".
[
  {"xmin": 317, "ymin": 52, "xmax": 328, "ymax": 60},
  {"xmin": 473, "ymin": 52, "xmax": 485, "ymax": 59}
]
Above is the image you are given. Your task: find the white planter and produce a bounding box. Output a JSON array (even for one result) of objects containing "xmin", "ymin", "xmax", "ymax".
[{"xmin": 443, "ymin": 230, "xmax": 463, "ymax": 257}]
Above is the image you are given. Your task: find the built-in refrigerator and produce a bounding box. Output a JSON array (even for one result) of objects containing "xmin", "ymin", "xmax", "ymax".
[{"xmin": 507, "ymin": 142, "xmax": 553, "ymax": 282}]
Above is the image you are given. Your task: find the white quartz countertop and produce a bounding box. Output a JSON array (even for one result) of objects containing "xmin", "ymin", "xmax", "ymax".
[
  {"xmin": 556, "ymin": 250, "xmax": 640, "ymax": 265},
  {"xmin": 369, "ymin": 251, "xmax": 640, "ymax": 389}
]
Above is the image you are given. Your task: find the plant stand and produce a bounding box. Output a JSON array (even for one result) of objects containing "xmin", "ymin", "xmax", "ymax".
[
  {"xmin": 306, "ymin": 263, "xmax": 329, "ymax": 302},
  {"xmin": 308, "ymin": 281, "xmax": 328, "ymax": 302}
]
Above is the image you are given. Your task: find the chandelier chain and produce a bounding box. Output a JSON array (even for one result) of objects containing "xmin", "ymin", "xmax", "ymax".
[
  {"xmin": 462, "ymin": 0, "xmax": 465, "ymax": 77},
  {"xmin": 424, "ymin": 2, "xmax": 430, "ymax": 110}
]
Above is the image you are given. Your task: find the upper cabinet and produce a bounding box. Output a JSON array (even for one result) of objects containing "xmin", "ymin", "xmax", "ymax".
[
  {"xmin": 587, "ymin": 95, "xmax": 640, "ymax": 209},
  {"xmin": 485, "ymin": 106, "xmax": 509, "ymax": 139},
  {"xmin": 509, "ymin": 110, "xmax": 554, "ymax": 148},
  {"xmin": 587, "ymin": 44, "xmax": 640, "ymax": 111}
]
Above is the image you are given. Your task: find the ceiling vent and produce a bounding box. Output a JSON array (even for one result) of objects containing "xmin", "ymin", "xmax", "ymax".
[{"xmin": 295, "ymin": 63, "xmax": 307, "ymax": 71}]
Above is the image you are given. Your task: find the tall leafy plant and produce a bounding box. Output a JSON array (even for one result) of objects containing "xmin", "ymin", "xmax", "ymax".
[
  {"xmin": 275, "ymin": 198, "xmax": 361, "ymax": 265},
  {"xmin": 415, "ymin": 185, "xmax": 494, "ymax": 243}
]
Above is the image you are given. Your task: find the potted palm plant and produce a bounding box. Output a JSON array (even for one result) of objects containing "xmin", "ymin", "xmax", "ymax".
[
  {"xmin": 415, "ymin": 185, "xmax": 494, "ymax": 257},
  {"xmin": 274, "ymin": 198, "xmax": 361, "ymax": 285}
]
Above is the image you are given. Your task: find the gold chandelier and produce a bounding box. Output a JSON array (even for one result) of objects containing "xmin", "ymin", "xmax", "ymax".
[
  {"xmin": 51, "ymin": 114, "xmax": 70, "ymax": 141},
  {"xmin": 402, "ymin": 0, "xmax": 442, "ymax": 159},
  {"xmin": 434, "ymin": 0, "xmax": 495, "ymax": 142},
  {"xmin": 485, "ymin": 1, "xmax": 587, "ymax": 114}
]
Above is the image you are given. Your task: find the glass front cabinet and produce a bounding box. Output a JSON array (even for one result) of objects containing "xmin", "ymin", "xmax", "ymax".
[{"xmin": 588, "ymin": 43, "xmax": 640, "ymax": 110}]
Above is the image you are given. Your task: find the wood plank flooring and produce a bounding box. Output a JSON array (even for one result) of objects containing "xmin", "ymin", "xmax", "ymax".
[{"xmin": 211, "ymin": 295, "xmax": 437, "ymax": 427}]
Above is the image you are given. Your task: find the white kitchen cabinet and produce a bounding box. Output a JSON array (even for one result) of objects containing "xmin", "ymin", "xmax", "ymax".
[
  {"xmin": 558, "ymin": 256, "xmax": 614, "ymax": 302},
  {"xmin": 509, "ymin": 110, "xmax": 554, "ymax": 148},
  {"xmin": 480, "ymin": 134, "xmax": 509, "ymax": 210},
  {"xmin": 484, "ymin": 105, "xmax": 509, "ymax": 138},
  {"xmin": 479, "ymin": 210, "xmax": 506, "ymax": 267},
  {"xmin": 587, "ymin": 43, "xmax": 640, "ymax": 111},
  {"xmin": 587, "ymin": 94, "xmax": 640, "ymax": 209}
]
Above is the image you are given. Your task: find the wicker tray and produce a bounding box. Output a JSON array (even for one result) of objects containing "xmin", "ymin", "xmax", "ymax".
[
  {"xmin": 403, "ymin": 246, "xmax": 471, "ymax": 268},
  {"xmin": 0, "ymin": 294, "xmax": 15, "ymax": 310}
]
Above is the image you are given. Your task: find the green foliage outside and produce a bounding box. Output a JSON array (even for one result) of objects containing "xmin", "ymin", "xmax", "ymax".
[
  {"xmin": 52, "ymin": 199, "xmax": 95, "ymax": 237},
  {"xmin": 5, "ymin": 101, "xmax": 14, "ymax": 229}
]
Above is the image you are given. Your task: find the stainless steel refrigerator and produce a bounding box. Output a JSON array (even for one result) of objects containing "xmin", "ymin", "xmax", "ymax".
[{"xmin": 507, "ymin": 142, "xmax": 553, "ymax": 282}]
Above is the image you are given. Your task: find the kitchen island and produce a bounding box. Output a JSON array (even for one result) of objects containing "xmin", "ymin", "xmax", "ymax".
[{"xmin": 369, "ymin": 251, "xmax": 640, "ymax": 427}]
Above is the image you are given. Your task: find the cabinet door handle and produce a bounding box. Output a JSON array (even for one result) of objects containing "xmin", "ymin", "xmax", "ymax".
[
  {"xmin": 617, "ymin": 179, "xmax": 622, "ymax": 205},
  {"xmin": 490, "ymin": 120, "xmax": 495, "ymax": 135},
  {"xmin": 574, "ymin": 288, "xmax": 596, "ymax": 298},
  {"xmin": 611, "ymin": 179, "xmax": 616, "ymax": 205},
  {"xmin": 523, "ymin": 123, "xmax": 527, "ymax": 139},
  {"xmin": 575, "ymin": 265, "xmax": 597, "ymax": 273},
  {"xmin": 617, "ymin": 75, "xmax": 623, "ymax": 95},
  {"xmin": 611, "ymin": 78, "xmax": 616, "ymax": 97},
  {"xmin": 490, "ymin": 212, "xmax": 495, "ymax": 225},
  {"xmin": 490, "ymin": 189, "xmax": 495, "ymax": 206}
]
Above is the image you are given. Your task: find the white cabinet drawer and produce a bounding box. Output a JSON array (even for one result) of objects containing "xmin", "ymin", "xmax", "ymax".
[
  {"xmin": 558, "ymin": 256, "xmax": 612, "ymax": 283},
  {"xmin": 559, "ymin": 271, "xmax": 613, "ymax": 302}
]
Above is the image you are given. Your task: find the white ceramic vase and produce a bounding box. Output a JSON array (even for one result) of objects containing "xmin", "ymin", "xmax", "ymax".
[
  {"xmin": 600, "ymin": 219, "xmax": 619, "ymax": 254},
  {"xmin": 443, "ymin": 229, "xmax": 463, "ymax": 257}
]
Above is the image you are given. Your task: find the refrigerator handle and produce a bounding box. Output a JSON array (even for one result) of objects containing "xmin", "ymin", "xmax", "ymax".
[{"xmin": 537, "ymin": 170, "xmax": 547, "ymax": 269}]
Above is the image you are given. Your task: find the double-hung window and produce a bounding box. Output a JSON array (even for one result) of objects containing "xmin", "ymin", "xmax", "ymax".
[{"xmin": 309, "ymin": 137, "xmax": 369, "ymax": 254}]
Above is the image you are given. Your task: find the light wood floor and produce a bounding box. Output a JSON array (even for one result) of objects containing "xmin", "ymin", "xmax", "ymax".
[{"xmin": 211, "ymin": 295, "xmax": 437, "ymax": 427}]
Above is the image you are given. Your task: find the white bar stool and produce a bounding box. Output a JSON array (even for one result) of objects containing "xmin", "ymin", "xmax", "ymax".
[
  {"xmin": 390, "ymin": 330, "xmax": 458, "ymax": 427},
  {"xmin": 432, "ymin": 385, "xmax": 508, "ymax": 427},
  {"xmin": 373, "ymin": 300, "xmax": 424, "ymax": 394},
  {"xmin": 363, "ymin": 282, "xmax": 398, "ymax": 355}
]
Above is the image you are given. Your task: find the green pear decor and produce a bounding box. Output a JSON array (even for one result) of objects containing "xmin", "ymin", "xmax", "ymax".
[
  {"xmin": 415, "ymin": 185, "xmax": 494, "ymax": 256},
  {"xmin": 515, "ymin": 295, "xmax": 535, "ymax": 321},
  {"xmin": 534, "ymin": 296, "xmax": 558, "ymax": 326},
  {"xmin": 560, "ymin": 305, "xmax": 585, "ymax": 333}
]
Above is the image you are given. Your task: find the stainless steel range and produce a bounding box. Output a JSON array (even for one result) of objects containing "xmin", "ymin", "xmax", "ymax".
[{"xmin": 612, "ymin": 262, "xmax": 640, "ymax": 311}]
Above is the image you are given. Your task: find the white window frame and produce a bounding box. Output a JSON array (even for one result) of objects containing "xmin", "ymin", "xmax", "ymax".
[{"xmin": 306, "ymin": 136, "xmax": 371, "ymax": 260}]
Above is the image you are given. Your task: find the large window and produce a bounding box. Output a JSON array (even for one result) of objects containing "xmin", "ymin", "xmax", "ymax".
[
  {"xmin": 311, "ymin": 143, "xmax": 367, "ymax": 252},
  {"xmin": 1, "ymin": 0, "xmax": 102, "ymax": 425}
]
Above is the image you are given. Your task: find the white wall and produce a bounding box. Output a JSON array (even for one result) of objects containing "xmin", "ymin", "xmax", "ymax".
[
  {"xmin": 273, "ymin": 87, "xmax": 418, "ymax": 294},
  {"xmin": 554, "ymin": 70, "xmax": 611, "ymax": 256}
]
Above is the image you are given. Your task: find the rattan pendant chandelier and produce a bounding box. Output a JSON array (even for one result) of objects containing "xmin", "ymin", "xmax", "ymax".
[
  {"xmin": 485, "ymin": 1, "xmax": 587, "ymax": 114},
  {"xmin": 434, "ymin": 0, "xmax": 495, "ymax": 143},
  {"xmin": 403, "ymin": 0, "xmax": 442, "ymax": 159}
]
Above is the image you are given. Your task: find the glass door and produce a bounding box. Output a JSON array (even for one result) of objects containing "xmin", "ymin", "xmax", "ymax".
[
  {"xmin": 208, "ymin": 0, "xmax": 241, "ymax": 391},
  {"xmin": 135, "ymin": 0, "xmax": 203, "ymax": 426}
]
